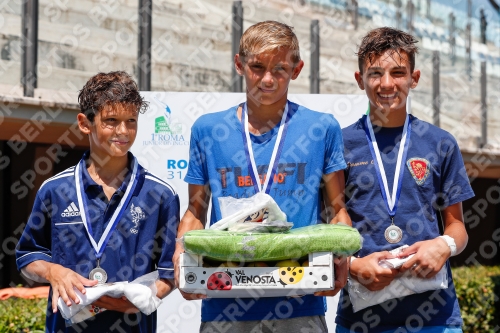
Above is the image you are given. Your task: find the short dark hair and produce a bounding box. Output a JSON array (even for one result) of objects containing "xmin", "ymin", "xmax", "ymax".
[
  {"xmin": 78, "ymin": 71, "xmax": 148, "ymax": 122},
  {"xmin": 357, "ymin": 27, "xmax": 419, "ymax": 73}
]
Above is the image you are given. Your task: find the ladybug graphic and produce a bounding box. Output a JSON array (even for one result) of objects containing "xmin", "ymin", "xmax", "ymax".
[
  {"xmin": 279, "ymin": 267, "xmax": 305, "ymax": 286},
  {"xmin": 89, "ymin": 305, "xmax": 102, "ymax": 315},
  {"xmin": 207, "ymin": 271, "xmax": 233, "ymax": 290}
]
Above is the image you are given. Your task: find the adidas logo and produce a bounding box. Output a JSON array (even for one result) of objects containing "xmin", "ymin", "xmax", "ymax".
[{"xmin": 61, "ymin": 202, "xmax": 81, "ymax": 217}]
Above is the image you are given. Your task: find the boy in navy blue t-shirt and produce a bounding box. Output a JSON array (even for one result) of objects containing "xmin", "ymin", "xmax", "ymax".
[
  {"xmin": 336, "ymin": 28, "xmax": 474, "ymax": 332},
  {"xmin": 16, "ymin": 71, "xmax": 180, "ymax": 333},
  {"xmin": 175, "ymin": 21, "xmax": 351, "ymax": 332}
]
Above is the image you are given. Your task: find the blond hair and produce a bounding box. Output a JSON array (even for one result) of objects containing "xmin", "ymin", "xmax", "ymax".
[{"xmin": 239, "ymin": 21, "xmax": 301, "ymax": 64}]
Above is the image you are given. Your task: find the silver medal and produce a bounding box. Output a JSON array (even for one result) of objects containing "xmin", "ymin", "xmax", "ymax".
[
  {"xmin": 89, "ymin": 260, "xmax": 107, "ymax": 284},
  {"xmin": 384, "ymin": 224, "xmax": 403, "ymax": 243},
  {"xmin": 89, "ymin": 267, "xmax": 107, "ymax": 284}
]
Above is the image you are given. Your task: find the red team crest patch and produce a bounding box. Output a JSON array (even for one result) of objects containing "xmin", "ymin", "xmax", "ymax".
[{"xmin": 407, "ymin": 158, "xmax": 430, "ymax": 185}]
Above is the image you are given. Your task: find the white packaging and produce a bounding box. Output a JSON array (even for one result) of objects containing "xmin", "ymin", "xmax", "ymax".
[
  {"xmin": 58, "ymin": 271, "xmax": 161, "ymax": 324},
  {"xmin": 348, "ymin": 245, "xmax": 448, "ymax": 312},
  {"xmin": 212, "ymin": 193, "xmax": 289, "ymax": 231},
  {"xmin": 179, "ymin": 252, "xmax": 335, "ymax": 297}
]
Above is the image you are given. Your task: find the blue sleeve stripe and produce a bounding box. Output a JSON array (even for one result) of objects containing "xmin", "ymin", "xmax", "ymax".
[
  {"xmin": 157, "ymin": 267, "xmax": 174, "ymax": 270},
  {"xmin": 158, "ymin": 268, "xmax": 174, "ymax": 278},
  {"xmin": 16, "ymin": 252, "xmax": 52, "ymax": 262},
  {"xmin": 145, "ymin": 174, "xmax": 177, "ymax": 195}
]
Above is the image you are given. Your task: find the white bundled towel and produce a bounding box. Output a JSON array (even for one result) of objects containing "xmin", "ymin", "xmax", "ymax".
[
  {"xmin": 58, "ymin": 271, "xmax": 162, "ymax": 324},
  {"xmin": 348, "ymin": 245, "xmax": 448, "ymax": 312}
]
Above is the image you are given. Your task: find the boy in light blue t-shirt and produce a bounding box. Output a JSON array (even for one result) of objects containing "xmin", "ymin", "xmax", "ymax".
[{"xmin": 174, "ymin": 21, "xmax": 351, "ymax": 333}]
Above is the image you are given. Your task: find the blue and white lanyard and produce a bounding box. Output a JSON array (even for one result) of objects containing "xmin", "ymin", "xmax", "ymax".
[
  {"xmin": 240, "ymin": 102, "xmax": 291, "ymax": 194},
  {"xmin": 75, "ymin": 157, "xmax": 139, "ymax": 260},
  {"xmin": 364, "ymin": 97, "xmax": 412, "ymax": 219}
]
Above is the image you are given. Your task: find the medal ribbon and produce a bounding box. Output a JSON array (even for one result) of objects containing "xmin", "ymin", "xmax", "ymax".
[
  {"xmin": 364, "ymin": 97, "xmax": 412, "ymax": 219},
  {"xmin": 75, "ymin": 156, "xmax": 139, "ymax": 260},
  {"xmin": 240, "ymin": 101, "xmax": 291, "ymax": 194}
]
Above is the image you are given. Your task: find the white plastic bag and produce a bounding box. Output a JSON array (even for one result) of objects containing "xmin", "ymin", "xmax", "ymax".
[
  {"xmin": 348, "ymin": 245, "xmax": 448, "ymax": 312},
  {"xmin": 211, "ymin": 192, "xmax": 290, "ymax": 232}
]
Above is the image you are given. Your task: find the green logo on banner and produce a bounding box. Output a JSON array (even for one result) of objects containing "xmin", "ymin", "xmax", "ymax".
[
  {"xmin": 154, "ymin": 102, "xmax": 182, "ymax": 134},
  {"xmin": 144, "ymin": 100, "xmax": 188, "ymax": 146},
  {"xmin": 155, "ymin": 116, "xmax": 171, "ymax": 133}
]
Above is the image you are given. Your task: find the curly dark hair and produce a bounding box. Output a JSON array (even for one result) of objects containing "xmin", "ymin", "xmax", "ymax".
[
  {"xmin": 78, "ymin": 71, "xmax": 148, "ymax": 122},
  {"xmin": 357, "ymin": 27, "xmax": 419, "ymax": 74}
]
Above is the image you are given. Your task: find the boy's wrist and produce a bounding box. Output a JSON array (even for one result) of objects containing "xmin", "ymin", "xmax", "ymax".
[
  {"xmin": 439, "ymin": 235, "xmax": 457, "ymax": 256},
  {"xmin": 349, "ymin": 256, "xmax": 358, "ymax": 273}
]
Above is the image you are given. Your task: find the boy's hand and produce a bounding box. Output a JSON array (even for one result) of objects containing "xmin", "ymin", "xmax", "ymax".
[
  {"xmin": 47, "ymin": 264, "xmax": 98, "ymax": 313},
  {"xmin": 350, "ymin": 252, "xmax": 398, "ymax": 291},
  {"xmin": 398, "ymin": 239, "xmax": 449, "ymax": 278},
  {"xmin": 314, "ymin": 256, "xmax": 348, "ymax": 297},
  {"xmin": 92, "ymin": 296, "xmax": 139, "ymax": 313},
  {"xmin": 173, "ymin": 249, "xmax": 206, "ymax": 301}
]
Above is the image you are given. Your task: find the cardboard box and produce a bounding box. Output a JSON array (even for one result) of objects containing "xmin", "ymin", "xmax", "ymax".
[{"xmin": 179, "ymin": 252, "xmax": 335, "ymax": 298}]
